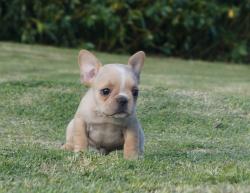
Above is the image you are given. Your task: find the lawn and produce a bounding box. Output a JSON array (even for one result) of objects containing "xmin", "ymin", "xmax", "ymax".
[{"xmin": 0, "ymin": 42, "xmax": 250, "ymax": 193}]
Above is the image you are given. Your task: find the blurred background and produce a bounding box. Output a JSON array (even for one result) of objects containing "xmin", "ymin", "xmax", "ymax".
[{"xmin": 0, "ymin": 0, "xmax": 249, "ymax": 63}]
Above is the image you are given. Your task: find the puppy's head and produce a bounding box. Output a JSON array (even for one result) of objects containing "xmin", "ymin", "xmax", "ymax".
[{"xmin": 78, "ymin": 50, "xmax": 145, "ymax": 119}]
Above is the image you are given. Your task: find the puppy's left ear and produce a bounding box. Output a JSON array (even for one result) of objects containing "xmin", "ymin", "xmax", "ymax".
[
  {"xmin": 128, "ymin": 51, "xmax": 145, "ymax": 79},
  {"xmin": 78, "ymin": 50, "xmax": 102, "ymax": 86}
]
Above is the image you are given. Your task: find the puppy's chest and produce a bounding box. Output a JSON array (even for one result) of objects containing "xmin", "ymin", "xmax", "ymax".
[{"xmin": 86, "ymin": 123, "xmax": 125, "ymax": 149}]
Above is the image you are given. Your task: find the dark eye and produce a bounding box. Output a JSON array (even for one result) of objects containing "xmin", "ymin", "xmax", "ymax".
[
  {"xmin": 132, "ymin": 88, "xmax": 139, "ymax": 97},
  {"xmin": 100, "ymin": 88, "xmax": 111, "ymax": 96}
]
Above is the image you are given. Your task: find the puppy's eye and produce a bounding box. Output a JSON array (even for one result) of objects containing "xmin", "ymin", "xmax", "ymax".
[
  {"xmin": 100, "ymin": 88, "xmax": 111, "ymax": 96},
  {"xmin": 132, "ymin": 88, "xmax": 139, "ymax": 97}
]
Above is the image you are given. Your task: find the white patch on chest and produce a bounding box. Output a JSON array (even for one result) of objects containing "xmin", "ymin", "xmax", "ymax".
[{"xmin": 87, "ymin": 123, "xmax": 124, "ymax": 149}]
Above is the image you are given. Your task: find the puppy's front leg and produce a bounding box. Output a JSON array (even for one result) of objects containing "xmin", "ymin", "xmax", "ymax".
[
  {"xmin": 73, "ymin": 115, "xmax": 88, "ymax": 152},
  {"xmin": 123, "ymin": 127, "xmax": 139, "ymax": 160}
]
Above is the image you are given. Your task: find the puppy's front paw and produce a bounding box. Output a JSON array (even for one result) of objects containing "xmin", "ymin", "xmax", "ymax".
[
  {"xmin": 73, "ymin": 145, "xmax": 87, "ymax": 153},
  {"xmin": 124, "ymin": 151, "xmax": 139, "ymax": 160},
  {"xmin": 61, "ymin": 143, "xmax": 74, "ymax": 151}
]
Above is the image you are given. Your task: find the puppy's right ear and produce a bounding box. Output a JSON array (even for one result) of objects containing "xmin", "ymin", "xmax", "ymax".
[
  {"xmin": 128, "ymin": 51, "xmax": 145, "ymax": 80},
  {"xmin": 78, "ymin": 50, "xmax": 102, "ymax": 86}
]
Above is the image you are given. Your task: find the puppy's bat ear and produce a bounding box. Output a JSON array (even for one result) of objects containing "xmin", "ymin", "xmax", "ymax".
[
  {"xmin": 78, "ymin": 50, "xmax": 102, "ymax": 86},
  {"xmin": 128, "ymin": 51, "xmax": 145, "ymax": 79}
]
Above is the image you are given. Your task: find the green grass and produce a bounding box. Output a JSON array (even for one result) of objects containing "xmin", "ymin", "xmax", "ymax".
[{"xmin": 0, "ymin": 42, "xmax": 250, "ymax": 193}]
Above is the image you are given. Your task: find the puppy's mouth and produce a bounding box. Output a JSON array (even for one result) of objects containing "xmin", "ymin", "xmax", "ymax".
[
  {"xmin": 110, "ymin": 112, "xmax": 129, "ymax": 118},
  {"xmin": 101, "ymin": 111, "xmax": 130, "ymax": 119},
  {"xmin": 95, "ymin": 109, "xmax": 130, "ymax": 119},
  {"xmin": 103, "ymin": 110, "xmax": 129, "ymax": 118}
]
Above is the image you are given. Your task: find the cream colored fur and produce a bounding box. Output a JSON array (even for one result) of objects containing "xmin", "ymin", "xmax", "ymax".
[{"xmin": 62, "ymin": 50, "xmax": 145, "ymax": 159}]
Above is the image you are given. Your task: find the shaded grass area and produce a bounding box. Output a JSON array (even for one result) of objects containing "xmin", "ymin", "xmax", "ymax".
[{"xmin": 0, "ymin": 42, "xmax": 250, "ymax": 192}]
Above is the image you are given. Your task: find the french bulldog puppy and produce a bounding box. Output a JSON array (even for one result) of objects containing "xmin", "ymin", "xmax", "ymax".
[{"xmin": 62, "ymin": 50, "xmax": 145, "ymax": 159}]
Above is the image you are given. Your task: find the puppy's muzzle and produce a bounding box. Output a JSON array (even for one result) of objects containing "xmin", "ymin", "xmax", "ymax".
[{"xmin": 116, "ymin": 95, "xmax": 128, "ymax": 107}]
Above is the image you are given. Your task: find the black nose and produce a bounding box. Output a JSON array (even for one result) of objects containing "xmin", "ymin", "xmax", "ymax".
[{"xmin": 116, "ymin": 96, "xmax": 128, "ymax": 106}]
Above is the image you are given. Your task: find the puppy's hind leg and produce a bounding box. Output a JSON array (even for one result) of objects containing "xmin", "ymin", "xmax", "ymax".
[{"xmin": 61, "ymin": 119, "xmax": 74, "ymax": 151}]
